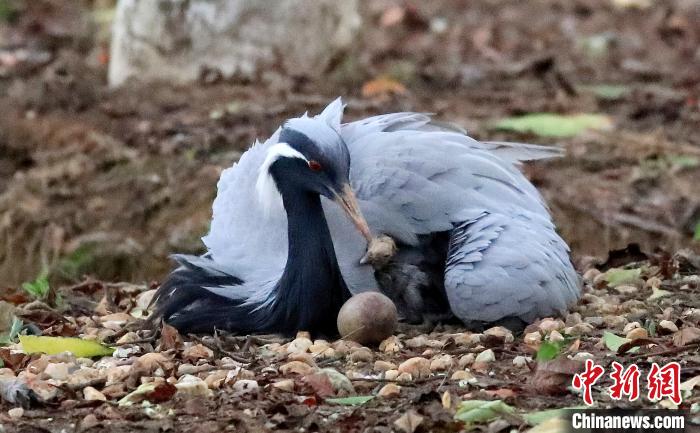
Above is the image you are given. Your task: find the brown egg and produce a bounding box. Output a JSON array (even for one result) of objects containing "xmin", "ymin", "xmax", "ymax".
[{"xmin": 337, "ymin": 292, "xmax": 398, "ymax": 345}]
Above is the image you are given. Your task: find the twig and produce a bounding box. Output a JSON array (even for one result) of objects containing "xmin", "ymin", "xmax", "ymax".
[{"xmin": 626, "ymin": 342, "xmax": 700, "ymax": 360}]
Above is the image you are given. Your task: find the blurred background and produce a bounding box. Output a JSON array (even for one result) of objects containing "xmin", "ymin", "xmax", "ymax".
[{"xmin": 0, "ymin": 0, "xmax": 698, "ymax": 288}]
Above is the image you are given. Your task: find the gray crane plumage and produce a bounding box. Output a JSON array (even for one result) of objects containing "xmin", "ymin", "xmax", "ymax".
[{"xmin": 156, "ymin": 98, "xmax": 580, "ymax": 333}]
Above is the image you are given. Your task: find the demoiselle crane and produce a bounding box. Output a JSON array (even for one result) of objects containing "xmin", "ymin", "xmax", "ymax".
[{"xmin": 150, "ymin": 98, "xmax": 580, "ymax": 335}]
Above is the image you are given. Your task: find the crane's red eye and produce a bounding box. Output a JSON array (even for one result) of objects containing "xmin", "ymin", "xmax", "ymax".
[{"xmin": 308, "ymin": 160, "xmax": 322, "ymax": 171}]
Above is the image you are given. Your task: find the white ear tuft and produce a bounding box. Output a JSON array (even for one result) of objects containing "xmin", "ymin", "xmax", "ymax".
[
  {"xmin": 255, "ymin": 142, "xmax": 308, "ymax": 215},
  {"xmin": 316, "ymin": 97, "xmax": 345, "ymax": 133}
]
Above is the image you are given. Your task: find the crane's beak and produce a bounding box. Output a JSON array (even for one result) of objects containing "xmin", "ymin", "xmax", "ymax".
[{"xmin": 335, "ymin": 184, "xmax": 373, "ymax": 244}]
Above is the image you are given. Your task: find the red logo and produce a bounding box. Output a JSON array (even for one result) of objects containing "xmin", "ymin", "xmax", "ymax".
[
  {"xmin": 609, "ymin": 361, "xmax": 640, "ymax": 401},
  {"xmin": 647, "ymin": 362, "xmax": 681, "ymax": 405},
  {"xmin": 572, "ymin": 359, "xmax": 605, "ymax": 406}
]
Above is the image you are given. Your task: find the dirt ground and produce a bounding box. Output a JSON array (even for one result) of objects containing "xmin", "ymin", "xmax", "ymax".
[{"xmin": 1, "ymin": 0, "xmax": 700, "ymax": 432}]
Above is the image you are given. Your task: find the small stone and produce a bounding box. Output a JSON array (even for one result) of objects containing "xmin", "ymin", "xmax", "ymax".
[
  {"xmin": 377, "ymin": 383, "xmax": 401, "ymax": 398},
  {"xmin": 272, "ymin": 379, "xmax": 295, "ymax": 392},
  {"xmin": 538, "ymin": 318, "xmax": 565, "ymax": 332},
  {"xmin": 296, "ymin": 331, "xmax": 311, "ymax": 340},
  {"xmin": 309, "ymin": 340, "xmax": 330, "ymax": 354},
  {"xmin": 584, "ymin": 316, "xmax": 605, "ymax": 327},
  {"xmin": 204, "ymin": 370, "xmax": 228, "ymax": 389},
  {"xmin": 176, "ymin": 374, "xmax": 213, "ymax": 397},
  {"xmin": 614, "ymin": 285, "xmax": 638, "ymax": 295},
  {"xmin": 421, "ymin": 349, "xmax": 435, "ymax": 357},
  {"xmin": 453, "ymin": 333, "xmax": 481, "ymax": 345},
  {"xmin": 484, "ymin": 326, "xmax": 514, "ymax": 343},
  {"xmin": 623, "ymin": 322, "xmax": 642, "ymax": 333},
  {"xmin": 567, "ymin": 323, "xmax": 596, "ymax": 335},
  {"xmin": 135, "ymin": 289, "xmax": 157, "ymax": 311},
  {"xmin": 548, "ymin": 330, "xmax": 565, "ymax": 342},
  {"xmin": 397, "ymin": 357, "xmax": 431, "ymax": 379},
  {"xmin": 582, "ymin": 268, "xmax": 601, "ymax": 282},
  {"xmin": 405, "ymin": 335, "xmax": 429, "ymax": 348},
  {"xmin": 83, "ymin": 386, "xmax": 107, "ymax": 401},
  {"xmin": 279, "ymin": 361, "xmax": 315, "ymax": 375},
  {"xmin": 565, "ymin": 313, "xmax": 583, "ymax": 326},
  {"xmin": 626, "ymin": 327, "xmax": 649, "ymax": 340},
  {"xmin": 396, "ymin": 372, "xmax": 413, "ymax": 382},
  {"xmin": 374, "ymin": 360, "xmax": 397, "ymax": 372},
  {"xmin": 287, "ymin": 352, "xmax": 316, "ymax": 366},
  {"xmin": 182, "ymin": 344, "xmax": 214, "ymax": 361},
  {"xmin": 523, "ymin": 331, "xmax": 542, "ymax": 348},
  {"xmin": 658, "ymin": 320, "xmax": 679, "ymax": 334},
  {"xmin": 0, "ymin": 368, "xmax": 15, "ymax": 378},
  {"xmin": 8, "ymin": 407, "xmax": 24, "ymax": 419},
  {"xmin": 474, "ymin": 349, "xmax": 495, "ymax": 364},
  {"xmin": 512, "ymin": 355, "xmax": 531, "ymax": 368},
  {"xmin": 287, "ymin": 337, "xmax": 313, "ymax": 354},
  {"xmin": 232, "ymin": 379, "xmax": 259, "ymax": 395},
  {"xmin": 81, "ymin": 413, "xmax": 100, "ymax": 430},
  {"xmin": 116, "ymin": 332, "xmax": 141, "ymax": 344},
  {"xmin": 67, "ymin": 367, "xmax": 103, "ymax": 388},
  {"xmin": 441, "ymin": 391, "xmax": 452, "ymax": 409},
  {"xmin": 384, "ymin": 369, "xmax": 400, "ymax": 380},
  {"xmin": 44, "ymin": 362, "xmax": 71, "ymax": 381},
  {"xmin": 450, "ymin": 370, "xmax": 475, "ymax": 381},
  {"xmin": 429, "ymin": 355, "xmax": 454, "ymax": 372},
  {"xmin": 349, "ymin": 347, "xmax": 374, "ymax": 363},
  {"xmin": 604, "ymin": 315, "xmax": 628, "ymax": 329},
  {"xmin": 106, "ymin": 365, "xmax": 131, "ymax": 386},
  {"xmin": 379, "ymin": 335, "xmax": 403, "ymax": 353},
  {"xmin": 572, "ymin": 352, "xmax": 595, "ymax": 361},
  {"xmin": 457, "ymin": 353, "xmax": 475, "ymax": 368}
]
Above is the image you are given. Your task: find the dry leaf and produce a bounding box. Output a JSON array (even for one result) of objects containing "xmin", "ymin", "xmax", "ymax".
[
  {"xmin": 361, "ymin": 77, "xmax": 406, "ymax": 101},
  {"xmin": 529, "ymin": 358, "xmax": 583, "ymax": 395},
  {"xmin": 160, "ymin": 323, "xmax": 182, "ymax": 350},
  {"xmin": 672, "ymin": 327, "xmax": 700, "ymax": 347},
  {"xmin": 394, "ymin": 410, "xmax": 424, "ymax": 433}
]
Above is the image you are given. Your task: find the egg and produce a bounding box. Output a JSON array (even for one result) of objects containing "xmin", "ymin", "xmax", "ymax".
[{"xmin": 337, "ymin": 292, "xmax": 398, "ymax": 345}]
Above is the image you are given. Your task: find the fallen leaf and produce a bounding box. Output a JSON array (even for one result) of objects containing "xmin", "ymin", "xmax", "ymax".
[
  {"xmin": 536, "ymin": 341, "xmax": 564, "ymax": 361},
  {"xmin": 144, "ymin": 382, "xmax": 177, "ymax": 403},
  {"xmin": 159, "ymin": 323, "xmax": 182, "ymax": 350},
  {"xmin": 529, "ymin": 358, "xmax": 583, "ymax": 395},
  {"xmin": 493, "ymin": 113, "xmax": 612, "ymax": 138},
  {"xmin": 325, "ymin": 395, "xmax": 374, "ymax": 406},
  {"xmin": 394, "ymin": 410, "xmax": 424, "ymax": 433},
  {"xmin": 20, "ymin": 335, "xmax": 114, "ymax": 357},
  {"xmin": 454, "ymin": 399, "xmax": 515, "ymax": 424},
  {"xmin": 304, "ymin": 371, "xmax": 335, "ymax": 397},
  {"xmin": 602, "ymin": 331, "xmax": 631, "ymax": 352},
  {"xmin": 673, "ymin": 327, "xmax": 700, "ymax": 347},
  {"xmin": 525, "ymin": 416, "xmax": 569, "ymax": 433},
  {"xmin": 648, "ymin": 287, "xmax": 671, "ymax": 301},
  {"xmin": 484, "ymin": 388, "xmax": 517, "ymax": 399},
  {"xmin": 600, "ymin": 268, "xmax": 642, "ymax": 287}
]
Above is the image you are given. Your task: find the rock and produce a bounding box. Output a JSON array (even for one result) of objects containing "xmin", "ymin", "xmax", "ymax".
[
  {"xmin": 44, "ymin": 362, "xmax": 71, "ymax": 381},
  {"xmin": 182, "ymin": 344, "xmax": 214, "ymax": 361},
  {"xmin": 135, "ymin": 289, "xmax": 157, "ymax": 311},
  {"xmin": 614, "ymin": 285, "xmax": 638, "ymax": 295},
  {"xmin": 538, "ymin": 318, "xmax": 565, "ymax": 332},
  {"xmin": 626, "ymin": 327, "xmax": 649, "ymax": 340},
  {"xmin": 457, "ymin": 353, "xmax": 475, "ymax": 368},
  {"xmin": 83, "ymin": 386, "xmax": 107, "ymax": 401},
  {"xmin": 374, "ymin": 360, "xmax": 397, "ymax": 372},
  {"xmin": 67, "ymin": 367, "xmax": 103, "ymax": 388},
  {"xmin": 572, "ymin": 352, "xmax": 595, "ymax": 361},
  {"xmin": 349, "ymin": 347, "xmax": 374, "ymax": 363},
  {"xmin": 309, "ymin": 340, "xmax": 330, "ymax": 354},
  {"xmin": 232, "ymin": 379, "xmax": 259, "ymax": 396},
  {"xmin": 379, "ymin": 335, "xmax": 403, "ymax": 353},
  {"xmin": 116, "ymin": 332, "xmax": 141, "ymax": 344},
  {"xmin": 204, "ymin": 370, "xmax": 228, "ymax": 389},
  {"xmin": 603, "ymin": 315, "xmax": 628, "ymax": 329},
  {"xmin": 484, "ymin": 326, "xmax": 514, "ymax": 343},
  {"xmin": 337, "ymin": 292, "xmax": 398, "ymax": 345},
  {"xmin": 287, "ymin": 352, "xmax": 316, "ymax": 366},
  {"xmin": 405, "ymin": 336, "xmax": 429, "ymax": 348},
  {"xmin": 450, "ymin": 370, "xmax": 475, "ymax": 381},
  {"xmin": 582, "ymin": 268, "xmax": 601, "ymax": 282},
  {"xmin": 658, "ymin": 320, "xmax": 679, "ymax": 334},
  {"xmin": 377, "ymin": 383, "xmax": 401, "ymax": 398},
  {"xmin": 584, "ymin": 316, "xmax": 605, "ymax": 327},
  {"xmin": 429, "ymin": 355, "xmax": 454, "ymax": 372},
  {"xmin": 567, "ymin": 323, "xmax": 596, "ymax": 335},
  {"xmin": 272, "ymin": 379, "xmax": 295, "ymax": 392},
  {"xmin": 397, "ymin": 357, "xmax": 431, "ymax": 379},
  {"xmin": 513, "ymin": 356, "xmax": 531, "ymax": 368},
  {"xmin": 176, "ymin": 374, "xmax": 213, "ymax": 397},
  {"xmin": 8, "ymin": 407, "xmax": 24, "ymax": 419},
  {"xmin": 474, "ymin": 349, "xmax": 495, "ymax": 365},
  {"xmin": 384, "ymin": 370, "xmax": 400, "ymax": 380},
  {"xmin": 0, "ymin": 368, "xmax": 15, "ymax": 378},
  {"xmin": 623, "ymin": 322, "xmax": 642, "ymax": 333},
  {"xmin": 397, "ymin": 372, "xmax": 413, "ymax": 382},
  {"xmin": 279, "ymin": 361, "xmax": 315, "ymax": 376},
  {"xmin": 548, "ymin": 330, "xmax": 565, "ymax": 342},
  {"xmin": 287, "ymin": 337, "xmax": 313, "ymax": 354},
  {"xmin": 524, "ymin": 332, "xmax": 542, "ymax": 349},
  {"xmin": 109, "ymin": 0, "xmax": 361, "ymax": 87},
  {"xmin": 106, "ymin": 365, "xmax": 132, "ymax": 386},
  {"xmin": 453, "ymin": 333, "xmax": 481, "ymax": 346},
  {"xmin": 312, "ymin": 368, "xmax": 354, "ymax": 395},
  {"xmin": 565, "ymin": 312, "xmax": 583, "ymax": 326}
]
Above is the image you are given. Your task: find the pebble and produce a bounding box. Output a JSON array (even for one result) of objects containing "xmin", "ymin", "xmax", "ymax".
[
  {"xmin": 623, "ymin": 322, "xmax": 642, "ymax": 333},
  {"xmin": 548, "ymin": 330, "xmax": 565, "ymax": 342},
  {"xmin": 658, "ymin": 320, "xmax": 679, "ymax": 334},
  {"xmin": 566, "ymin": 323, "xmax": 596, "ymax": 335},
  {"xmin": 584, "ymin": 316, "xmax": 605, "ymax": 327},
  {"xmin": 349, "ymin": 347, "xmax": 374, "ymax": 363},
  {"xmin": 523, "ymin": 332, "xmax": 542, "ymax": 348},
  {"xmin": 204, "ymin": 370, "xmax": 228, "ymax": 389},
  {"xmin": 457, "ymin": 353, "xmax": 475, "ymax": 368},
  {"xmin": 603, "ymin": 315, "xmax": 628, "ymax": 329},
  {"xmin": 316, "ymin": 368, "xmax": 355, "ymax": 394},
  {"xmin": 116, "ymin": 332, "xmax": 141, "ymax": 344},
  {"xmin": 379, "ymin": 335, "xmax": 403, "ymax": 353},
  {"xmin": 626, "ymin": 327, "xmax": 649, "ymax": 340},
  {"xmin": 0, "ymin": 368, "xmax": 15, "ymax": 378},
  {"xmin": 272, "ymin": 379, "xmax": 295, "ymax": 392},
  {"xmin": 67, "ymin": 367, "xmax": 103, "ymax": 388},
  {"xmin": 135, "ymin": 289, "xmax": 157, "ymax": 310},
  {"xmin": 287, "ymin": 337, "xmax": 313, "ymax": 354},
  {"xmin": 83, "ymin": 386, "xmax": 107, "ymax": 401},
  {"xmin": 572, "ymin": 352, "xmax": 595, "ymax": 361},
  {"xmin": 565, "ymin": 312, "xmax": 583, "ymax": 326},
  {"xmin": 176, "ymin": 374, "xmax": 213, "ymax": 397},
  {"xmin": 374, "ymin": 360, "xmax": 397, "ymax": 372},
  {"xmin": 582, "ymin": 268, "xmax": 601, "ymax": 282},
  {"xmin": 538, "ymin": 318, "xmax": 565, "ymax": 332},
  {"xmin": 232, "ymin": 379, "xmax": 259, "ymax": 395},
  {"xmin": 484, "ymin": 326, "xmax": 514, "ymax": 343},
  {"xmin": 429, "ymin": 355, "xmax": 454, "ymax": 372},
  {"xmin": 453, "ymin": 333, "xmax": 481, "ymax": 346},
  {"xmin": 8, "ymin": 407, "xmax": 24, "ymax": 419},
  {"xmin": 450, "ymin": 370, "xmax": 475, "ymax": 381},
  {"xmin": 384, "ymin": 369, "xmax": 400, "ymax": 380},
  {"xmin": 474, "ymin": 349, "xmax": 495, "ymax": 364},
  {"xmin": 182, "ymin": 344, "xmax": 214, "ymax": 361},
  {"xmin": 44, "ymin": 363, "xmax": 71, "ymax": 381},
  {"xmin": 398, "ymin": 357, "xmax": 431, "ymax": 379},
  {"xmin": 405, "ymin": 336, "xmax": 429, "ymax": 348},
  {"xmin": 512, "ymin": 355, "xmax": 531, "ymax": 368},
  {"xmin": 106, "ymin": 365, "xmax": 132, "ymax": 386},
  {"xmin": 377, "ymin": 383, "xmax": 401, "ymax": 398},
  {"xmin": 614, "ymin": 285, "xmax": 638, "ymax": 295},
  {"xmin": 397, "ymin": 372, "xmax": 413, "ymax": 382},
  {"xmin": 279, "ymin": 361, "xmax": 315, "ymax": 375},
  {"xmin": 309, "ymin": 340, "xmax": 330, "ymax": 354},
  {"xmin": 287, "ymin": 352, "xmax": 316, "ymax": 366}
]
